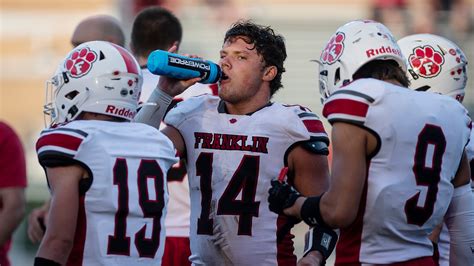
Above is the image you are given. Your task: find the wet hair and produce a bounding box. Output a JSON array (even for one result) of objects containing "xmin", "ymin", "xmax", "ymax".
[
  {"xmin": 353, "ymin": 60, "xmax": 410, "ymax": 87},
  {"xmin": 131, "ymin": 7, "xmax": 182, "ymax": 58},
  {"xmin": 224, "ymin": 21, "xmax": 287, "ymax": 96}
]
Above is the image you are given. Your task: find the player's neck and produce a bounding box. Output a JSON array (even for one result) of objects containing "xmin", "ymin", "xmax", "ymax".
[
  {"xmin": 79, "ymin": 112, "xmax": 127, "ymax": 122},
  {"xmin": 383, "ymin": 78, "xmax": 403, "ymax": 87},
  {"xmin": 224, "ymin": 89, "xmax": 271, "ymax": 115}
]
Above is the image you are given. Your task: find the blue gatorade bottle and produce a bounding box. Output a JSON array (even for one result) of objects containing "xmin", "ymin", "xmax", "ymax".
[{"xmin": 147, "ymin": 50, "xmax": 221, "ymax": 84}]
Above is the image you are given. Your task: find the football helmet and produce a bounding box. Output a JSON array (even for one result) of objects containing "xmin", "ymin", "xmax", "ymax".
[
  {"xmin": 44, "ymin": 41, "xmax": 142, "ymax": 126},
  {"xmin": 398, "ymin": 34, "xmax": 468, "ymax": 102},
  {"xmin": 318, "ymin": 20, "xmax": 406, "ymax": 102}
]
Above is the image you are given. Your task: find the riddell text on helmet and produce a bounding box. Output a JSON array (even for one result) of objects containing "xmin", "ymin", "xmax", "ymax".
[
  {"xmin": 105, "ymin": 105, "xmax": 135, "ymax": 119},
  {"xmin": 366, "ymin": 46, "xmax": 402, "ymax": 58}
]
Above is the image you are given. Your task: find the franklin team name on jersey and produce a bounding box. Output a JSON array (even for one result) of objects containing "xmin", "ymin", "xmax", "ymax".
[
  {"xmin": 323, "ymin": 78, "xmax": 471, "ymax": 265},
  {"xmin": 36, "ymin": 120, "xmax": 178, "ymax": 266},
  {"xmin": 164, "ymin": 94, "xmax": 329, "ymax": 266}
]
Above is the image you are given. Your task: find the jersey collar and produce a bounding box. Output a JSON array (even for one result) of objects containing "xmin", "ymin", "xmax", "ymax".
[{"xmin": 217, "ymin": 100, "xmax": 273, "ymax": 116}]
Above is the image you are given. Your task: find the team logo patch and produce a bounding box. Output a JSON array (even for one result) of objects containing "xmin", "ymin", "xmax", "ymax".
[
  {"xmin": 408, "ymin": 45, "xmax": 444, "ymax": 78},
  {"xmin": 320, "ymin": 32, "xmax": 345, "ymax": 64},
  {"xmin": 65, "ymin": 47, "xmax": 98, "ymax": 78}
]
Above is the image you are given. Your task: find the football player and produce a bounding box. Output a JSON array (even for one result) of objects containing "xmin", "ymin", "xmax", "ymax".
[
  {"xmin": 268, "ymin": 20, "xmax": 474, "ymax": 265},
  {"xmin": 34, "ymin": 41, "xmax": 177, "ymax": 265},
  {"xmin": 136, "ymin": 21, "xmax": 331, "ymax": 265},
  {"xmin": 398, "ymin": 33, "xmax": 473, "ymax": 266},
  {"xmin": 28, "ymin": 14, "xmax": 126, "ymax": 245}
]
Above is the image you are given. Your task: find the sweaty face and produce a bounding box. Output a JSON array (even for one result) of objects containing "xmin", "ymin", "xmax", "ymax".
[{"xmin": 218, "ymin": 37, "xmax": 267, "ymax": 104}]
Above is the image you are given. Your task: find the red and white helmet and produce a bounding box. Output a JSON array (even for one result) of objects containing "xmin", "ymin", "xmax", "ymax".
[
  {"xmin": 44, "ymin": 41, "xmax": 142, "ymax": 125},
  {"xmin": 318, "ymin": 20, "xmax": 406, "ymax": 101},
  {"xmin": 398, "ymin": 34, "xmax": 468, "ymax": 102}
]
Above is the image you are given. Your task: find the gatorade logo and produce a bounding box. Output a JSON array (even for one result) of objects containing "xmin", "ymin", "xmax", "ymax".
[{"xmin": 169, "ymin": 56, "xmax": 210, "ymax": 71}]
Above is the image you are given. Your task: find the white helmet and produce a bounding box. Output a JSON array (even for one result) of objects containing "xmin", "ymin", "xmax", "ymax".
[
  {"xmin": 44, "ymin": 41, "xmax": 142, "ymax": 126},
  {"xmin": 319, "ymin": 20, "xmax": 406, "ymax": 101},
  {"xmin": 398, "ymin": 34, "xmax": 468, "ymax": 102}
]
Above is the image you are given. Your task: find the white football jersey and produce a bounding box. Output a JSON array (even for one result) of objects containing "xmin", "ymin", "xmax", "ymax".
[
  {"xmin": 467, "ymin": 125, "xmax": 474, "ymax": 190},
  {"xmin": 141, "ymin": 68, "xmax": 213, "ymax": 237},
  {"xmin": 36, "ymin": 120, "xmax": 178, "ymax": 265},
  {"xmin": 322, "ymin": 78, "xmax": 471, "ymax": 265},
  {"xmin": 437, "ymin": 122, "xmax": 474, "ymax": 266},
  {"xmin": 165, "ymin": 95, "xmax": 329, "ymax": 265}
]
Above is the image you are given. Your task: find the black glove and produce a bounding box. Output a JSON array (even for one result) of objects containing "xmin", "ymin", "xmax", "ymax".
[{"xmin": 268, "ymin": 179, "xmax": 301, "ymax": 215}]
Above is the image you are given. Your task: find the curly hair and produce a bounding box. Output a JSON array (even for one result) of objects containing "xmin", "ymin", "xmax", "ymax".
[{"xmin": 224, "ymin": 21, "xmax": 287, "ymax": 96}]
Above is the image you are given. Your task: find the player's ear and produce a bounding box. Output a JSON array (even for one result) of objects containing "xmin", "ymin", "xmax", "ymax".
[
  {"xmin": 173, "ymin": 41, "xmax": 180, "ymax": 51},
  {"xmin": 263, "ymin": 65, "xmax": 277, "ymax": 82}
]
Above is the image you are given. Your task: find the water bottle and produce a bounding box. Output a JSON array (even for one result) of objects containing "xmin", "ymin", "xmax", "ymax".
[{"xmin": 147, "ymin": 50, "xmax": 221, "ymax": 84}]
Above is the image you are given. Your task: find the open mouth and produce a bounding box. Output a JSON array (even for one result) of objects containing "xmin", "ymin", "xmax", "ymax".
[{"xmin": 221, "ymin": 72, "xmax": 229, "ymax": 81}]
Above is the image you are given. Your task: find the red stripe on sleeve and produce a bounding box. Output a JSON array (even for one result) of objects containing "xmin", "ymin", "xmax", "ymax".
[
  {"xmin": 36, "ymin": 133, "xmax": 83, "ymax": 152},
  {"xmin": 302, "ymin": 120, "xmax": 326, "ymax": 133},
  {"xmin": 323, "ymin": 99, "xmax": 369, "ymax": 118}
]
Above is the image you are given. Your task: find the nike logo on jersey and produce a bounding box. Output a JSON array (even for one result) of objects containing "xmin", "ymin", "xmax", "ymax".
[{"xmin": 194, "ymin": 132, "xmax": 269, "ymax": 153}]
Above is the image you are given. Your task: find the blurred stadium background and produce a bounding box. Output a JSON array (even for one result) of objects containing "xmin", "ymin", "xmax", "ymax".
[{"xmin": 1, "ymin": 0, "xmax": 473, "ymax": 264}]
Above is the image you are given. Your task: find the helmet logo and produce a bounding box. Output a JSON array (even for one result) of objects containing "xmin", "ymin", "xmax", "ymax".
[
  {"xmin": 408, "ymin": 45, "xmax": 444, "ymax": 78},
  {"xmin": 321, "ymin": 32, "xmax": 345, "ymax": 64},
  {"xmin": 65, "ymin": 47, "xmax": 98, "ymax": 78}
]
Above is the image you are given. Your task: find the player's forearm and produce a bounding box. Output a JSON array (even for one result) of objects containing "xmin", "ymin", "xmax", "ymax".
[
  {"xmin": 298, "ymin": 251, "xmax": 324, "ymax": 265},
  {"xmin": 0, "ymin": 203, "xmax": 25, "ymax": 245},
  {"xmin": 37, "ymin": 235, "xmax": 74, "ymax": 265},
  {"xmin": 446, "ymin": 184, "xmax": 474, "ymax": 265},
  {"xmin": 134, "ymin": 87, "xmax": 173, "ymax": 128},
  {"xmin": 319, "ymin": 192, "xmax": 357, "ymax": 228},
  {"xmin": 284, "ymin": 191, "xmax": 353, "ymax": 228}
]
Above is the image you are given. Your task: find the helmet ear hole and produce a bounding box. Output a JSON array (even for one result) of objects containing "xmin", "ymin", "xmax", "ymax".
[
  {"xmin": 65, "ymin": 90, "xmax": 79, "ymax": 100},
  {"xmin": 415, "ymin": 85, "xmax": 431, "ymax": 92},
  {"xmin": 334, "ymin": 67, "xmax": 341, "ymax": 85},
  {"xmin": 68, "ymin": 105, "xmax": 79, "ymax": 120}
]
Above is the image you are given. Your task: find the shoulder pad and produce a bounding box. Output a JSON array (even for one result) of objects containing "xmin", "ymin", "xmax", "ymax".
[{"xmin": 301, "ymin": 137, "xmax": 329, "ymax": 155}]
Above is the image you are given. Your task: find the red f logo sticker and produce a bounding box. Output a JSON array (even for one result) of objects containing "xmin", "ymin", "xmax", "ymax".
[
  {"xmin": 408, "ymin": 45, "xmax": 444, "ymax": 78},
  {"xmin": 321, "ymin": 32, "xmax": 345, "ymax": 65},
  {"xmin": 65, "ymin": 47, "xmax": 98, "ymax": 78}
]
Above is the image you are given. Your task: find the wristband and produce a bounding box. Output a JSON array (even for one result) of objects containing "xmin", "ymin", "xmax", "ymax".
[
  {"xmin": 134, "ymin": 87, "xmax": 173, "ymax": 128},
  {"xmin": 34, "ymin": 257, "xmax": 61, "ymax": 266},
  {"xmin": 300, "ymin": 195, "xmax": 328, "ymax": 227},
  {"xmin": 303, "ymin": 226, "xmax": 338, "ymax": 262}
]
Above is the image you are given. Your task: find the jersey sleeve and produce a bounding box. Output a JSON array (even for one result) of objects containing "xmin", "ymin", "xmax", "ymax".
[
  {"xmin": 322, "ymin": 87, "xmax": 377, "ymax": 126},
  {"xmin": 36, "ymin": 126, "xmax": 89, "ymax": 167},
  {"xmin": 295, "ymin": 109, "xmax": 329, "ymax": 145}
]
